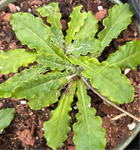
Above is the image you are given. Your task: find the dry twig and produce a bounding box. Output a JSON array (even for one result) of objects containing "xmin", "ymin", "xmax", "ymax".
[{"xmin": 81, "ymin": 76, "xmax": 140, "ymax": 122}]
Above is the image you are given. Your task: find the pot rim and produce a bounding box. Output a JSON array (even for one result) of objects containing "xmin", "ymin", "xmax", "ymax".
[
  {"xmin": 113, "ymin": 122, "xmax": 140, "ymax": 150},
  {"xmin": 0, "ymin": 0, "xmax": 16, "ymax": 11},
  {"xmin": 0, "ymin": 0, "xmax": 139, "ymax": 150}
]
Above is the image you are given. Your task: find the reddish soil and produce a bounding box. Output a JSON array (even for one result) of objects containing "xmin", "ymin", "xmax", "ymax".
[{"xmin": 0, "ymin": 0, "xmax": 140, "ymax": 149}]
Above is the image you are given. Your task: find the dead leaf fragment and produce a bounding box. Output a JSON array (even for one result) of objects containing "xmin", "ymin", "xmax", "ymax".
[
  {"xmin": 99, "ymin": 103, "xmax": 118, "ymax": 117},
  {"xmin": 0, "ymin": 73, "xmax": 3, "ymax": 78},
  {"xmin": 9, "ymin": 41, "xmax": 17, "ymax": 49},
  {"xmin": 60, "ymin": 19, "xmax": 67, "ymax": 31},
  {"xmin": 8, "ymin": 3, "xmax": 17, "ymax": 13},
  {"xmin": 67, "ymin": 146, "xmax": 75, "ymax": 150},
  {"xmin": 16, "ymin": 129, "xmax": 35, "ymax": 146},
  {"xmin": 95, "ymin": 9, "xmax": 107, "ymax": 21},
  {"xmin": 30, "ymin": 0, "xmax": 43, "ymax": 5},
  {"xmin": 0, "ymin": 101, "xmax": 3, "ymax": 109},
  {"xmin": 2, "ymin": 13, "xmax": 12, "ymax": 21}
]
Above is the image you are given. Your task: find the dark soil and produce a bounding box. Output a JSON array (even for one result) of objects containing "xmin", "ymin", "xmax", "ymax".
[{"xmin": 0, "ymin": 0, "xmax": 140, "ymax": 150}]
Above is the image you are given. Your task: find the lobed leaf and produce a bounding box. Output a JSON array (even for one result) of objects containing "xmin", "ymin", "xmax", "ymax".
[
  {"xmin": 74, "ymin": 11, "xmax": 98, "ymax": 40},
  {"xmin": 73, "ymin": 79, "xmax": 106, "ymax": 150},
  {"xmin": 69, "ymin": 56, "xmax": 134, "ymax": 104},
  {"xmin": 44, "ymin": 81, "xmax": 76, "ymax": 150},
  {"xmin": 65, "ymin": 5, "xmax": 87, "ymax": 45},
  {"xmin": 37, "ymin": 2, "xmax": 62, "ymax": 30},
  {"xmin": 0, "ymin": 108, "xmax": 15, "ymax": 134},
  {"xmin": 10, "ymin": 13, "xmax": 60, "ymax": 55},
  {"xmin": 0, "ymin": 64, "xmax": 46, "ymax": 98},
  {"xmin": 0, "ymin": 49, "xmax": 36, "ymax": 74},
  {"xmin": 11, "ymin": 71, "xmax": 71, "ymax": 99},
  {"xmin": 66, "ymin": 37, "xmax": 101, "ymax": 56},
  {"xmin": 95, "ymin": 3, "xmax": 133, "ymax": 57},
  {"xmin": 36, "ymin": 53, "xmax": 76, "ymax": 72},
  {"xmin": 106, "ymin": 40, "xmax": 140, "ymax": 70},
  {"xmin": 28, "ymin": 89, "xmax": 60, "ymax": 110}
]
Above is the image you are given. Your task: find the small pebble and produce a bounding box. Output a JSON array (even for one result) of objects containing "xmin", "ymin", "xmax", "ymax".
[
  {"xmin": 16, "ymin": 6, "xmax": 20, "ymax": 11},
  {"xmin": 73, "ymin": 106, "xmax": 78, "ymax": 110},
  {"xmin": 88, "ymin": 103, "xmax": 91, "ymax": 107},
  {"xmin": 124, "ymin": 68, "xmax": 131, "ymax": 75},
  {"xmin": 127, "ymin": 122, "xmax": 136, "ymax": 130},
  {"xmin": 28, "ymin": 8, "xmax": 31, "ymax": 12},
  {"xmin": 20, "ymin": 100, "xmax": 27, "ymax": 104},
  {"xmin": 98, "ymin": 5, "xmax": 103, "ymax": 11},
  {"xmin": 29, "ymin": 112, "xmax": 33, "ymax": 115},
  {"xmin": 41, "ymin": 107, "xmax": 45, "ymax": 111}
]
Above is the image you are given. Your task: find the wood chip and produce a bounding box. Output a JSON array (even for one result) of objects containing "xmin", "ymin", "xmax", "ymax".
[{"xmin": 95, "ymin": 9, "xmax": 107, "ymax": 21}]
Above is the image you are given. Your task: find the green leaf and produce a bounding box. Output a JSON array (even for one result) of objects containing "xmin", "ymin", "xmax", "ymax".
[
  {"xmin": 69, "ymin": 56, "xmax": 134, "ymax": 104},
  {"xmin": 36, "ymin": 53, "xmax": 76, "ymax": 72},
  {"xmin": 74, "ymin": 11, "xmax": 98, "ymax": 40},
  {"xmin": 0, "ymin": 64, "xmax": 46, "ymax": 98},
  {"xmin": 44, "ymin": 81, "xmax": 76, "ymax": 150},
  {"xmin": 106, "ymin": 40, "xmax": 140, "ymax": 70},
  {"xmin": 0, "ymin": 49, "xmax": 36, "ymax": 74},
  {"xmin": 66, "ymin": 37, "xmax": 101, "ymax": 56},
  {"xmin": 95, "ymin": 3, "xmax": 133, "ymax": 57},
  {"xmin": 73, "ymin": 79, "xmax": 106, "ymax": 150},
  {"xmin": 65, "ymin": 5, "xmax": 87, "ymax": 45},
  {"xmin": 11, "ymin": 71, "xmax": 71, "ymax": 99},
  {"xmin": 0, "ymin": 108, "xmax": 15, "ymax": 134},
  {"xmin": 37, "ymin": 2, "xmax": 62, "ymax": 30},
  {"xmin": 51, "ymin": 26, "xmax": 65, "ymax": 48},
  {"xmin": 28, "ymin": 89, "xmax": 60, "ymax": 110},
  {"xmin": 10, "ymin": 13, "xmax": 60, "ymax": 55}
]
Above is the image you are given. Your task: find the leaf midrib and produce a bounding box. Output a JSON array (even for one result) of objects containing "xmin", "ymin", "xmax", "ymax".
[
  {"xmin": 77, "ymin": 58, "xmax": 129, "ymax": 99},
  {"xmin": 1, "ymin": 54, "xmax": 36, "ymax": 64},
  {"xmin": 54, "ymin": 94, "xmax": 69, "ymax": 141},
  {"xmin": 79, "ymin": 80, "xmax": 92, "ymax": 149},
  {"xmin": 16, "ymin": 20, "xmax": 57, "ymax": 55},
  {"xmin": 99, "ymin": 8, "xmax": 129, "ymax": 52},
  {"xmin": 109, "ymin": 50, "xmax": 140, "ymax": 66},
  {"xmin": 15, "ymin": 75, "xmax": 66, "ymax": 97},
  {"xmin": 66, "ymin": 10, "xmax": 80, "ymax": 45}
]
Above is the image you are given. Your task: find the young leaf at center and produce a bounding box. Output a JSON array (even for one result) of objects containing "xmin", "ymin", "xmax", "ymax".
[
  {"xmin": 65, "ymin": 5, "xmax": 87, "ymax": 45},
  {"xmin": 66, "ymin": 37, "xmax": 101, "ymax": 56},
  {"xmin": 73, "ymin": 11, "xmax": 98, "ymax": 40}
]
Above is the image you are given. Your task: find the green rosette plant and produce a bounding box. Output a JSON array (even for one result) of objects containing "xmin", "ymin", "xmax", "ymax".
[{"xmin": 0, "ymin": 2, "xmax": 140, "ymax": 149}]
